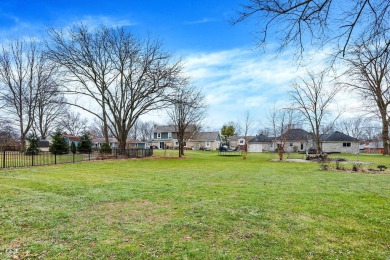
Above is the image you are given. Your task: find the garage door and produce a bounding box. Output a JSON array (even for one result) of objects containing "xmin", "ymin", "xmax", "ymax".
[{"xmin": 248, "ymin": 144, "xmax": 262, "ymax": 153}]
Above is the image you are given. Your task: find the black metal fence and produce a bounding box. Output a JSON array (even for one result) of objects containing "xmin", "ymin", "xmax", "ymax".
[{"xmin": 0, "ymin": 148, "xmax": 153, "ymax": 169}]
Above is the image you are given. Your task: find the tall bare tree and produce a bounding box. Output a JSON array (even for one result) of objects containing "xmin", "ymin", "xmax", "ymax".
[
  {"xmin": 46, "ymin": 25, "xmax": 115, "ymax": 143},
  {"xmin": 128, "ymin": 120, "xmax": 155, "ymax": 142},
  {"xmin": 344, "ymin": 33, "xmax": 390, "ymax": 154},
  {"xmin": 47, "ymin": 25, "xmax": 182, "ymax": 152},
  {"xmin": 0, "ymin": 119, "xmax": 19, "ymax": 149},
  {"xmin": 334, "ymin": 117, "xmax": 368, "ymax": 140},
  {"xmin": 266, "ymin": 104, "xmax": 300, "ymax": 160},
  {"xmin": 0, "ymin": 40, "xmax": 52, "ymax": 151},
  {"xmin": 234, "ymin": 1, "xmax": 390, "ymax": 59},
  {"xmin": 290, "ymin": 71, "xmax": 341, "ymax": 153},
  {"xmin": 59, "ymin": 111, "xmax": 88, "ymax": 136},
  {"xmin": 239, "ymin": 111, "xmax": 256, "ymax": 159},
  {"xmin": 88, "ymin": 117, "xmax": 106, "ymax": 138},
  {"xmin": 168, "ymin": 85, "xmax": 206, "ymax": 157},
  {"xmin": 33, "ymin": 62, "xmax": 65, "ymax": 139}
]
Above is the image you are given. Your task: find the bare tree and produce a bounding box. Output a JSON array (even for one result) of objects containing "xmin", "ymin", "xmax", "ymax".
[
  {"xmin": 266, "ymin": 104, "xmax": 300, "ymax": 160},
  {"xmin": 168, "ymin": 84, "xmax": 206, "ymax": 157},
  {"xmin": 47, "ymin": 25, "xmax": 182, "ymax": 153},
  {"xmin": 87, "ymin": 117, "xmax": 105, "ymax": 138},
  {"xmin": 0, "ymin": 40, "xmax": 50, "ymax": 151},
  {"xmin": 33, "ymin": 62, "xmax": 65, "ymax": 139},
  {"xmin": 239, "ymin": 111, "xmax": 256, "ymax": 159},
  {"xmin": 59, "ymin": 111, "xmax": 88, "ymax": 136},
  {"xmin": 129, "ymin": 120, "xmax": 155, "ymax": 141},
  {"xmin": 290, "ymin": 71, "xmax": 341, "ymax": 153},
  {"xmin": 334, "ymin": 117, "xmax": 368, "ymax": 140},
  {"xmin": 344, "ymin": 33, "xmax": 390, "ymax": 154},
  {"xmin": 0, "ymin": 119, "xmax": 19, "ymax": 149},
  {"xmin": 233, "ymin": 1, "xmax": 390, "ymax": 59},
  {"xmin": 46, "ymin": 25, "xmax": 114, "ymax": 143},
  {"xmin": 361, "ymin": 123, "xmax": 382, "ymax": 141}
]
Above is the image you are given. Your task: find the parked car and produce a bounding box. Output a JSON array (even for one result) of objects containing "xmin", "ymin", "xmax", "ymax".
[
  {"xmin": 150, "ymin": 145, "xmax": 158, "ymax": 149},
  {"xmin": 183, "ymin": 146, "xmax": 193, "ymax": 150}
]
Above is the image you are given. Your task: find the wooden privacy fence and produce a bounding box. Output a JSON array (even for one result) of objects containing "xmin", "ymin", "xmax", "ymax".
[{"xmin": 0, "ymin": 148, "xmax": 153, "ymax": 169}]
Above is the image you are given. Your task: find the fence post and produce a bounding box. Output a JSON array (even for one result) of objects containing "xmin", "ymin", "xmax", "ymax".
[
  {"xmin": 54, "ymin": 151, "xmax": 57, "ymax": 165},
  {"xmin": 89, "ymin": 151, "xmax": 91, "ymax": 161},
  {"xmin": 115, "ymin": 148, "xmax": 118, "ymax": 159},
  {"xmin": 32, "ymin": 152, "xmax": 34, "ymax": 166},
  {"xmin": 73, "ymin": 152, "xmax": 75, "ymax": 163},
  {"xmin": 3, "ymin": 150, "xmax": 5, "ymax": 168}
]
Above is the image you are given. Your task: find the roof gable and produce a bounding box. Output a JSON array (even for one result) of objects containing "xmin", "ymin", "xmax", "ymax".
[
  {"xmin": 279, "ymin": 129, "xmax": 309, "ymax": 141},
  {"xmin": 191, "ymin": 132, "xmax": 220, "ymax": 141},
  {"xmin": 321, "ymin": 131, "xmax": 358, "ymax": 142},
  {"xmin": 154, "ymin": 125, "xmax": 196, "ymax": 133},
  {"xmin": 250, "ymin": 134, "xmax": 271, "ymax": 143}
]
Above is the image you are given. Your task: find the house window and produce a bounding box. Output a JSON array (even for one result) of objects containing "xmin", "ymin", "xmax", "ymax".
[
  {"xmin": 301, "ymin": 143, "xmax": 304, "ymax": 150},
  {"xmin": 175, "ymin": 142, "xmax": 179, "ymax": 146},
  {"xmin": 168, "ymin": 132, "xmax": 172, "ymax": 138},
  {"xmin": 206, "ymin": 141, "xmax": 210, "ymax": 147},
  {"xmin": 343, "ymin": 142, "xmax": 351, "ymax": 147},
  {"xmin": 157, "ymin": 133, "xmax": 161, "ymax": 139},
  {"xmin": 290, "ymin": 143, "xmax": 293, "ymax": 147},
  {"xmin": 239, "ymin": 140, "xmax": 244, "ymax": 144}
]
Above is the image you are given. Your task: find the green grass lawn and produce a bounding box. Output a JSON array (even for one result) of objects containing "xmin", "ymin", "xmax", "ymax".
[{"xmin": 0, "ymin": 151, "xmax": 389, "ymax": 259}]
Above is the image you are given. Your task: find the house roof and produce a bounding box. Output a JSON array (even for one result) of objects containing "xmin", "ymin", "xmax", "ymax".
[
  {"xmin": 320, "ymin": 131, "xmax": 358, "ymax": 142},
  {"xmin": 93, "ymin": 137, "xmax": 118, "ymax": 143},
  {"xmin": 279, "ymin": 129, "xmax": 309, "ymax": 141},
  {"xmin": 228, "ymin": 136, "xmax": 239, "ymax": 141},
  {"xmin": 230, "ymin": 136, "xmax": 255, "ymax": 141},
  {"xmin": 191, "ymin": 132, "xmax": 220, "ymax": 141},
  {"xmin": 92, "ymin": 137, "xmax": 145, "ymax": 144},
  {"xmin": 63, "ymin": 134, "xmax": 80, "ymax": 142},
  {"xmin": 154, "ymin": 125, "xmax": 177, "ymax": 133},
  {"xmin": 154, "ymin": 124, "xmax": 197, "ymax": 133},
  {"xmin": 249, "ymin": 134, "xmax": 272, "ymax": 143},
  {"xmin": 359, "ymin": 140, "xmax": 384, "ymax": 149}
]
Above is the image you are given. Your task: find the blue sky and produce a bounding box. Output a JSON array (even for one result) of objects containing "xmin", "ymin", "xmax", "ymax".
[{"xmin": 0, "ymin": 1, "xmax": 353, "ymax": 133}]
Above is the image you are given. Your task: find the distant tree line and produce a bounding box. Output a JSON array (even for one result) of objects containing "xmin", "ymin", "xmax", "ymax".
[{"xmin": 0, "ymin": 25, "xmax": 205, "ymax": 154}]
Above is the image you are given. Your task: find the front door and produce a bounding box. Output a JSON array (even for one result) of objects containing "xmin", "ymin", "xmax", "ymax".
[{"xmin": 159, "ymin": 142, "xmax": 165, "ymax": 149}]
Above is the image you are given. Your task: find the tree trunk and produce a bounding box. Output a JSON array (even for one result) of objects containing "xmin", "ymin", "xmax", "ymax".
[
  {"xmin": 316, "ymin": 138, "xmax": 321, "ymax": 154},
  {"xmin": 382, "ymin": 117, "xmax": 389, "ymax": 155},
  {"xmin": 278, "ymin": 146, "xmax": 284, "ymax": 161},
  {"xmin": 20, "ymin": 133, "xmax": 26, "ymax": 152},
  {"xmin": 118, "ymin": 138, "xmax": 126, "ymax": 156},
  {"xmin": 102, "ymin": 106, "xmax": 109, "ymax": 143}
]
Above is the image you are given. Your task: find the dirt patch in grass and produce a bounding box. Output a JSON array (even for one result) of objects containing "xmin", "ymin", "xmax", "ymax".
[{"xmin": 73, "ymin": 200, "xmax": 173, "ymax": 227}]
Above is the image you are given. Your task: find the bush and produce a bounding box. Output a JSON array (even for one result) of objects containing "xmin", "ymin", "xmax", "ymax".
[
  {"xmin": 352, "ymin": 163, "xmax": 362, "ymax": 172},
  {"xmin": 70, "ymin": 141, "xmax": 77, "ymax": 154},
  {"xmin": 100, "ymin": 142, "xmax": 112, "ymax": 154},
  {"xmin": 49, "ymin": 131, "xmax": 69, "ymax": 154},
  {"xmin": 77, "ymin": 131, "xmax": 93, "ymax": 153},
  {"xmin": 25, "ymin": 135, "xmax": 40, "ymax": 155},
  {"xmin": 320, "ymin": 163, "xmax": 330, "ymax": 171},
  {"xmin": 377, "ymin": 165, "xmax": 387, "ymax": 171},
  {"xmin": 335, "ymin": 161, "xmax": 345, "ymax": 170}
]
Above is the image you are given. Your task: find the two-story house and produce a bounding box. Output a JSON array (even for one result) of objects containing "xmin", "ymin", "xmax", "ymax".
[
  {"xmin": 187, "ymin": 132, "xmax": 222, "ymax": 150},
  {"xmin": 152, "ymin": 125, "xmax": 191, "ymax": 149}
]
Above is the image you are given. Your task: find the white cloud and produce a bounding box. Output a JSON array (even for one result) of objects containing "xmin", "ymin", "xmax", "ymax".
[
  {"xmin": 182, "ymin": 47, "xmax": 358, "ymax": 131},
  {"xmin": 68, "ymin": 15, "xmax": 137, "ymax": 30},
  {"xmin": 183, "ymin": 18, "xmax": 217, "ymax": 25}
]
